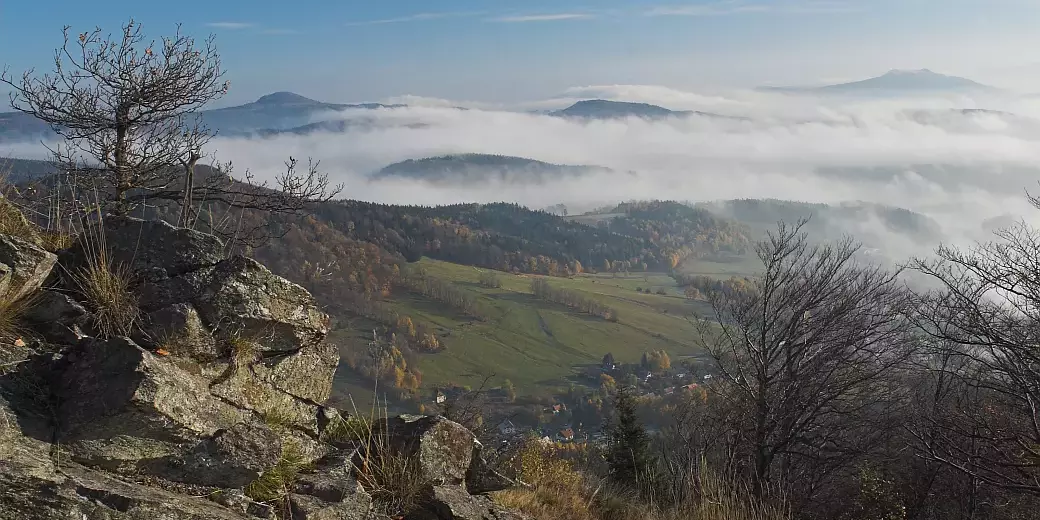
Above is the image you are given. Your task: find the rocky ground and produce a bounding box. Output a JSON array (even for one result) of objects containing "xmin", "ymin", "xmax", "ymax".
[{"xmin": 0, "ymin": 212, "xmax": 524, "ymax": 519}]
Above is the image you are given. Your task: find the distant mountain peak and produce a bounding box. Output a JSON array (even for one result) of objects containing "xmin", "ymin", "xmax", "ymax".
[
  {"xmin": 761, "ymin": 69, "xmax": 995, "ymax": 94},
  {"xmin": 884, "ymin": 68, "xmax": 936, "ymax": 76},
  {"xmin": 254, "ymin": 91, "xmax": 322, "ymax": 105}
]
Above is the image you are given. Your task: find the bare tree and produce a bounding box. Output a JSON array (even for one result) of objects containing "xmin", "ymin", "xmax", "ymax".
[
  {"xmin": 1, "ymin": 19, "xmax": 226, "ymax": 216},
  {"xmin": 907, "ymin": 216, "xmax": 1040, "ymax": 496},
  {"xmin": 2, "ymin": 20, "xmax": 342, "ymax": 243},
  {"xmin": 695, "ymin": 220, "xmax": 915, "ymax": 507}
]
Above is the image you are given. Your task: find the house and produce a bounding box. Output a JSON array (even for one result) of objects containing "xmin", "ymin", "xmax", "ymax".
[
  {"xmin": 703, "ymin": 374, "xmax": 713, "ymax": 381},
  {"xmin": 498, "ymin": 419, "xmax": 519, "ymax": 436},
  {"xmin": 551, "ymin": 403, "xmax": 567, "ymax": 415},
  {"xmin": 683, "ymin": 383, "xmax": 699, "ymax": 391},
  {"xmin": 557, "ymin": 428, "xmax": 575, "ymax": 442},
  {"xmin": 664, "ymin": 387, "xmax": 676, "ymax": 395},
  {"xmin": 435, "ymin": 391, "xmax": 446, "ymax": 404}
]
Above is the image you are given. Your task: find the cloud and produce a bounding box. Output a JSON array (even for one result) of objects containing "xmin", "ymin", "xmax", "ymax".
[
  {"xmin": 8, "ymin": 85, "xmax": 1040, "ymax": 263},
  {"xmin": 344, "ymin": 12, "xmax": 481, "ymax": 26},
  {"xmin": 205, "ymin": 22, "xmax": 255, "ymax": 30},
  {"xmin": 647, "ymin": 0, "xmax": 857, "ymax": 16},
  {"xmin": 489, "ymin": 13, "xmax": 596, "ymax": 23}
]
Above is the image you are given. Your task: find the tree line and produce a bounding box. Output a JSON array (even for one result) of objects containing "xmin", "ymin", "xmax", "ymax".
[
  {"xmin": 530, "ymin": 278, "xmax": 619, "ymax": 322},
  {"xmin": 647, "ymin": 215, "xmax": 1040, "ymax": 519}
]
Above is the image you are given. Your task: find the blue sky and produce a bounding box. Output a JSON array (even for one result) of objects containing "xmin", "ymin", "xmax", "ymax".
[{"xmin": 2, "ymin": 0, "xmax": 1039, "ymax": 105}]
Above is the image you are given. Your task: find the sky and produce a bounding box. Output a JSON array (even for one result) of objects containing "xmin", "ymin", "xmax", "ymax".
[{"xmin": 3, "ymin": 0, "xmax": 1040, "ymax": 105}]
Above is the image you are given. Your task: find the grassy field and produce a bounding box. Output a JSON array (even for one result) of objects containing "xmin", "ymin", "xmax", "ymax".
[
  {"xmin": 331, "ymin": 258, "xmax": 728, "ymax": 401},
  {"xmin": 329, "ymin": 255, "xmax": 765, "ymax": 405}
]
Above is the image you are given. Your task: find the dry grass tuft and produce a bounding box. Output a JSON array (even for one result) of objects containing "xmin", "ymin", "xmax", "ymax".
[
  {"xmin": 340, "ymin": 395, "xmax": 431, "ymax": 517},
  {"xmin": 71, "ymin": 257, "xmax": 138, "ymax": 338},
  {"xmin": 494, "ymin": 444, "xmax": 790, "ymax": 520},
  {"xmin": 37, "ymin": 229, "xmax": 75, "ymax": 253},
  {"xmin": 0, "ymin": 293, "xmax": 35, "ymax": 353},
  {"xmin": 70, "ymin": 208, "xmax": 139, "ymax": 338}
]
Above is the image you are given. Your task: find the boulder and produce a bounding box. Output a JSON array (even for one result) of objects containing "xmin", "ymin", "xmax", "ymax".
[
  {"xmin": 0, "ymin": 461, "xmax": 252, "ymax": 520},
  {"xmin": 139, "ymin": 255, "xmax": 330, "ymax": 355},
  {"xmin": 289, "ymin": 493, "xmax": 376, "ymax": 520},
  {"xmin": 420, "ymin": 485, "xmax": 529, "ymax": 520},
  {"xmin": 190, "ymin": 255, "xmax": 330, "ymax": 353},
  {"xmin": 152, "ymin": 421, "xmax": 284, "ymax": 488},
  {"xmin": 374, "ymin": 415, "xmax": 477, "ymax": 488},
  {"xmin": 295, "ymin": 449, "xmax": 365, "ymax": 503},
  {"xmin": 466, "ymin": 446, "xmax": 516, "ymax": 494},
  {"xmin": 57, "ymin": 337, "xmax": 248, "ymax": 469},
  {"xmin": 0, "ymin": 233, "xmax": 57, "ymax": 301},
  {"xmin": 24, "ymin": 289, "xmax": 91, "ymax": 326},
  {"xmin": 68, "ymin": 216, "xmax": 225, "ymax": 282},
  {"xmin": 139, "ymin": 303, "xmax": 221, "ymax": 361}
]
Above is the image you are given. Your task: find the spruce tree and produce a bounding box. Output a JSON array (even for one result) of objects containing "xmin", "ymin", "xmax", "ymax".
[{"xmin": 606, "ymin": 385, "xmax": 655, "ymax": 491}]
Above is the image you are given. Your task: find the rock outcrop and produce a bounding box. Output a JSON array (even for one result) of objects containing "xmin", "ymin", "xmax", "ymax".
[{"xmin": 0, "ymin": 216, "xmax": 525, "ymax": 520}]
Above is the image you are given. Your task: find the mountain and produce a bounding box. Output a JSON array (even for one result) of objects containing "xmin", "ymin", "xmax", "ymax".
[
  {"xmin": 0, "ymin": 92, "xmax": 405, "ymax": 141},
  {"xmin": 372, "ymin": 153, "xmax": 619, "ymax": 184},
  {"xmin": 762, "ymin": 69, "xmax": 997, "ymax": 95},
  {"xmin": 200, "ymin": 92, "xmax": 404, "ymax": 135},
  {"xmin": 697, "ymin": 198, "xmax": 944, "ymax": 250},
  {"xmin": 550, "ymin": 99, "xmax": 744, "ymax": 121}
]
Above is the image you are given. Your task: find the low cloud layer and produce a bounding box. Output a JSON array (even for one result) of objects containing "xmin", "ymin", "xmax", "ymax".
[{"xmin": 7, "ymin": 85, "xmax": 1040, "ymax": 260}]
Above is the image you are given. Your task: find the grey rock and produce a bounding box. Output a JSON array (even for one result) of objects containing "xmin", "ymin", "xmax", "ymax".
[
  {"xmin": 57, "ymin": 336, "xmax": 247, "ymax": 468},
  {"xmin": 295, "ymin": 449, "xmax": 365, "ymax": 503},
  {"xmin": 170, "ymin": 421, "xmax": 284, "ymax": 488},
  {"xmin": 374, "ymin": 415, "xmax": 476, "ymax": 488},
  {"xmin": 466, "ymin": 445, "xmax": 516, "ymax": 494},
  {"xmin": 24, "ymin": 289, "xmax": 91, "ymax": 326},
  {"xmin": 0, "ymin": 261, "xmax": 10, "ymax": 297},
  {"xmin": 422, "ymin": 485, "xmax": 529, "ymax": 520},
  {"xmin": 138, "ymin": 255, "xmax": 330, "ymax": 355},
  {"xmin": 139, "ymin": 303, "xmax": 221, "ymax": 361},
  {"xmin": 289, "ymin": 493, "xmax": 376, "ymax": 520},
  {"xmin": 0, "ymin": 232, "xmax": 57, "ymax": 301},
  {"xmin": 0, "ymin": 461, "xmax": 251, "ymax": 520},
  {"xmin": 191, "ymin": 255, "xmax": 330, "ymax": 353},
  {"xmin": 68, "ymin": 216, "xmax": 225, "ymax": 282}
]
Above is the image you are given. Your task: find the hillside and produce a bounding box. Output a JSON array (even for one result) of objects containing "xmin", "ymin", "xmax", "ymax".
[
  {"xmin": 0, "ymin": 91, "xmax": 404, "ymax": 141},
  {"xmin": 372, "ymin": 153, "xmax": 616, "ymax": 183},
  {"xmin": 570, "ymin": 200, "xmax": 753, "ymax": 268},
  {"xmin": 329, "ymin": 258, "xmax": 714, "ymax": 399},
  {"xmin": 550, "ymin": 99, "xmax": 744, "ymax": 121}
]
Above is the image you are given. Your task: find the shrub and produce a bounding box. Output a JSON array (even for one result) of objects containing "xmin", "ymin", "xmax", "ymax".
[{"xmin": 479, "ymin": 270, "xmax": 503, "ymax": 288}]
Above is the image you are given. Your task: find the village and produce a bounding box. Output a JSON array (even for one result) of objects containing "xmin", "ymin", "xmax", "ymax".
[{"xmin": 430, "ymin": 352, "xmax": 715, "ymax": 447}]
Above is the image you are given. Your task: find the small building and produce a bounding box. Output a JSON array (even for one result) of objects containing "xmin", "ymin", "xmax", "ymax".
[
  {"xmin": 558, "ymin": 428, "xmax": 575, "ymax": 442},
  {"xmin": 435, "ymin": 391, "xmax": 446, "ymax": 404},
  {"xmin": 498, "ymin": 420, "xmax": 519, "ymax": 436}
]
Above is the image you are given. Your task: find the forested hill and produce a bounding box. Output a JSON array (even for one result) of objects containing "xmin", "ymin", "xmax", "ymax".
[
  {"xmin": 312, "ymin": 201, "xmax": 647, "ymax": 275},
  {"xmin": 698, "ymin": 198, "xmax": 943, "ymax": 244},
  {"xmin": 570, "ymin": 200, "xmax": 753, "ymax": 268},
  {"xmin": 372, "ymin": 153, "xmax": 615, "ymax": 183}
]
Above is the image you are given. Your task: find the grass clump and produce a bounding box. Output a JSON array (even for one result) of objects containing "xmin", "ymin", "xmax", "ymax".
[
  {"xmin": 245, "ymin": 439, "xmax": 310, "ymax": 508},
  {"xmin": 336, "ymin": 395, "xmax": 431, "ymax": 517},
  {"xmin": 0, "ymin": 293, "xmax": 36, "ymax": 363},
  {"xmin": 71, "ymin": 256, "xmax": 138, "ymax": 338}
]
